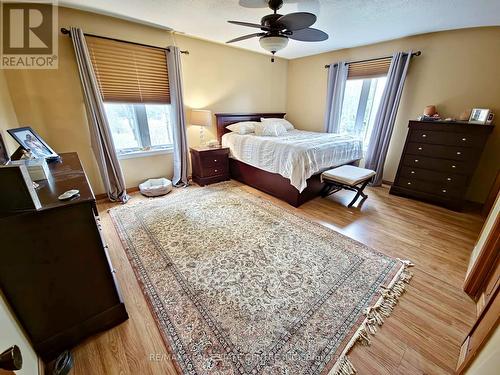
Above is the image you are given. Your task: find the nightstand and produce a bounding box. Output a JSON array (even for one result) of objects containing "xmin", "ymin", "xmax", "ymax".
[{"xmin": 190, "ymin": 146, "xmax": 230, "ymax": 186}]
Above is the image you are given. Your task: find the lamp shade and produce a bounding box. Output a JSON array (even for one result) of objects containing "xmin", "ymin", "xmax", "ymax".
[
  {"xmin": 259, "ymin": 36, "xmax": 288, "ymax": 53},
  {"xmin": 190, "ymin": 109, "xmax": 212, "ymax": 127}
]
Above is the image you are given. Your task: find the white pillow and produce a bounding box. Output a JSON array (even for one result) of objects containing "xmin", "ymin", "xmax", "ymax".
[
  {"xmin": 226, "ymin": 121, "xmax": 259, "ymax": 135},
  {"xmin": 254, "ymin": 122, "xmax": 287, "ymax": 137},
  {"xmin": 261, "ymin": 117, "xmax": 294, "ymax": 131}
]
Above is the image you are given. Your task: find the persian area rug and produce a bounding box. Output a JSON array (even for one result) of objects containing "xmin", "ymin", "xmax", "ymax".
[{"xmin": 110, "ymin": 182, "xmax": 413, "ymax": 375}]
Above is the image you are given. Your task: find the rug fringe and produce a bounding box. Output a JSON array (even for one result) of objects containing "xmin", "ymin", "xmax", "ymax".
[{"xmin": 329, "ymin": 259, "xmax": 414, "ymax": 375}]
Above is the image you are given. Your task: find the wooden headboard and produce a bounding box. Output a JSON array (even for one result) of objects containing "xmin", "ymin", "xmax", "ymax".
[{"xmin": 214, "ymin": 113, "xmax": 286, "ymax": 142}]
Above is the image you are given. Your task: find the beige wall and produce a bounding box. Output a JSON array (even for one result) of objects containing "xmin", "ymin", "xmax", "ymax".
[
  {"xmin": 286, "ymin": 27, "xmax": 500, "ymax": 203},
  {"xmin": 4, "ymin": 6, "xmax": 288, "ymax": 193},
  {"xmin": 0, "ymin": 70, "xmax": 20, "ymax": 155},
  {"xmin": 465, "ymin": 325, "xmax": 500, "ymax": 375}
]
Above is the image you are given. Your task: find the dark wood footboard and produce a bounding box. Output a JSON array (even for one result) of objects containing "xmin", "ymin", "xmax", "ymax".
[{"xmin": 229, "ymin": 158, "xmax": 325, "ymax": 207}]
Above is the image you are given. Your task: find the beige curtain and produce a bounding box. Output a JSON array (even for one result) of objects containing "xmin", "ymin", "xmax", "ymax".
[{"xmin": 70, "ymin": 27, "xmax": 129, "ymax": 202}]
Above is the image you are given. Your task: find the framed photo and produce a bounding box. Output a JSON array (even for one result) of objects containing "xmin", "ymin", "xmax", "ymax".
[
  {"xmin": 7, "ymin": 127, "xmax": 58, "ymax": 160},
  {"xmin": 469, "ymin": 108, "xmax": 490, "ymax": 124}
]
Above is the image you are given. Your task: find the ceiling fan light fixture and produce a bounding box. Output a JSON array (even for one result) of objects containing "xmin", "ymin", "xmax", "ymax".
[{"xmin": 259, "ymin": 35, "xmax": 288, "ymax": 53}]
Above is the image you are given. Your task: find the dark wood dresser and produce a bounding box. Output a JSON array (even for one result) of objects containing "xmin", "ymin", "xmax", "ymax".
[
  {"xmin": 390, "ymin": 121, "xmax": 493, "ymax": 210},
  {"xmin": 190, "ymin": 146, "xmax": 230, "ymax": 186},
  {"xmin": 0, "ymin": 153, "xmax": 128, "ymax": 361}
]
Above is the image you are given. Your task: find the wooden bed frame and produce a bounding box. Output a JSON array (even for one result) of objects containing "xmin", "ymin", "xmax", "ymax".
[{"xmin": 215, "ymin": 112, "xmax": 340, "ymax": 207}]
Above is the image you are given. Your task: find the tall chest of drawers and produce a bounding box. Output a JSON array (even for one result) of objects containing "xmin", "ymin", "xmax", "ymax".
[{"xmin": 390, "ymin": 120, "xmax": 493, "ymax": 210}]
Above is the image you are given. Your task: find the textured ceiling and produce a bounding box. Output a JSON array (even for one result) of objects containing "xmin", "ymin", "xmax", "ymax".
[{"xmin": 60, "ymin": 0, "xmax": 500, "ymax": 59}]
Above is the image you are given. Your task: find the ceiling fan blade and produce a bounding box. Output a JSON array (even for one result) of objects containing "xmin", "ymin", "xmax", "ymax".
[
  {"xmin": 226, "ymin": 32, "xmax": 266, "ymax": 43},
  {"xmin": 238, "ymin": 0, "xmax": 269, "ymax": 8},
  {"xmin": 289, "ymin": 27, "xmax": 328, "ymax": 42},
  {"xmin": 228, "ymin": 20, "xmax": 269, "ymax": 30},
  {"xmin": 277, "ymin": 12, "xmax": 316, "ymax": 31}
]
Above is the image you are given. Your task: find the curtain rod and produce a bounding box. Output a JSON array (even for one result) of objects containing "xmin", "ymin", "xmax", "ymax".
[
  {"xmin": 324, "ymin": 51, "xmax": 421, "ymax": 69},
  {"xmin": 60, "ymin": 28, "xmax": 189, "ymax": 54}
]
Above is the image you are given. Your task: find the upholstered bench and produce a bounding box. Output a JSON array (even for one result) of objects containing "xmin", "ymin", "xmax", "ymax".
[{"xmin": 321, "ymin": 165, "xmax": 376, "ymax": 207}]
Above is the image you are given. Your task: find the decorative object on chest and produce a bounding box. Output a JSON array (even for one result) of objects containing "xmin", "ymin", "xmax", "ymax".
[
  {"xmin": 190, "ymin": 146, "xmax": 230, "ymax": 186},
  {"xmin": 390, "ymin": 120, "xmax": 494, "ymax": 210}
]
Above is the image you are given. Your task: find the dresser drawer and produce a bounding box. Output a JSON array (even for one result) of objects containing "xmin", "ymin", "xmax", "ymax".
[
  {"xmin": 402, "ymin": 155, "xmax": 474, "ymax": 175},
  {"xmin": 397, "ymin": 177, "xmax": 463, "ymax": 198},
  {"xmin": 399, "ymin": 166, "xmax": 468, "ymax": 187},
  {"xmin": 406, "ymin": 142, "xmax": 474, "ymax": 161},
  {"xmin": 409, "ymin": 129, "xmax": 484, "ymax": 148}
]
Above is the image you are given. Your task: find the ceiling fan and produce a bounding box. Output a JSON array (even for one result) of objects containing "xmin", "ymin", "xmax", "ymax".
[{"xmin": 227, "ymin": 0, "xmax": 328, "ymax": 61}]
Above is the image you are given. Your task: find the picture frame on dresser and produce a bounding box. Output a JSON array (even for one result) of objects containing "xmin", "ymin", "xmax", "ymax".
[
  {"xmin": 468, "ymin": 108, "xmax": 490, "ymax": 124},
  {"xmin": 389, "ymin": 120, "xmax": 494, "ymax": 211},
  {"xmin": 7, "ymin": 126, "xmax": 59, "ymax": 160}
]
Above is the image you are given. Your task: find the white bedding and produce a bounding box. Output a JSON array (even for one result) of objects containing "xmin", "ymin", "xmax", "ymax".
[{"xmin": 222, "ymin": 129, "xmax": 363, "ymax": 192}]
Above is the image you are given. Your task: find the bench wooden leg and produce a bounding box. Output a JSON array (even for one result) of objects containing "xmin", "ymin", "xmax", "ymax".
[{"xmin": 347, "ymin": 180, "xmax": 370, "ymax": 208}]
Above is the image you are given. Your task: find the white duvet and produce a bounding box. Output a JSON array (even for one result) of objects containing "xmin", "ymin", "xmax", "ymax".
[{"xmin": 222, "ymin": 129, "xmax": 363, "ymax": 192}]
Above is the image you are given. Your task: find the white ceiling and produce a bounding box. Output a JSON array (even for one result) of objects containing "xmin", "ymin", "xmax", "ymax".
[{"xmin": 60, "ymin": 0, "xmax": 500, "ymax": 59}]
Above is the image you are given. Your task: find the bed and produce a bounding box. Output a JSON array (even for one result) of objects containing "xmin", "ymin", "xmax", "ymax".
[{"xmin": 215, "ymin": 113, "xmax": 363, "ymax": 207}]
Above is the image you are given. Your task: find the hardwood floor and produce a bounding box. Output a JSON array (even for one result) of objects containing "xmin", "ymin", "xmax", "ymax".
[{"xmin": 70, "ymin": 182, "xmax": 484, "ymax": 374}]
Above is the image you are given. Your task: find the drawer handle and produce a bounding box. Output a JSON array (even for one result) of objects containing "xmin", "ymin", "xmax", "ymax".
[
  {"xmin": 407, "ymin": 182, "xmax": 412, "ymax": 185},
  {"xmin": 414, "ymin": 159, "xmax": 419, "ymax": 162},
  {"xmin": 456, "ymin": 151, "xmax": 461, "ymax": 155},
  {"xmin": 418, "ymin": 147, "xmax": 423, "ymax": 151},
  {"xmin": 447, "ymin": 177, "xmax": 452, "ymax": 181},
  {"xmin": 214, "ymin": 159, "xmax": 217, "ymax": 162},
  {"xmin": 442, "ymin": 189, "xmax": 447, "ymax": 193},
  {"xmin": 214, "ymin": 169, "xmax": 218, "ymax": 173},
  {"xmin": 422, "ymin": 134, "xmax": 427, "ymax": 138},
  {"xmin": 411, "ymin": 171, "xmax": 415, "ymax": 174},
  {"xmin": 462, "ymin": 138, "xmax": 467, "ymax": 141},
  {"xmin": 452, "ymin": 165, "xmax": 456, "ymax": 168}
]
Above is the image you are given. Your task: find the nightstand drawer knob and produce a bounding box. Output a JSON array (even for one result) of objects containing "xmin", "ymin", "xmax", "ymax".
[
  {"xmin": 214, "ymin": 169, "xmax": 218, "ymax": 173},
  {"xmin": 214, "ymin": 159, "xmax": 217, "ymax": 162},
  {"xmin": 452, "ymin": 165, "xmax": 456, "ymax": 168},
  {"xmin": 418, "ymin": 147, "xmax": 422, "ymax": 150},
  {"xmin": 411, "ymin": 171, "xmax": 415, "ymax": 174},
  {"xmin": 447, "ymin": 177, "xmax": 452, "ymax": 181},
  {"xmin": 442, "ymin": 189, "xmax": 447, "ymax": 193},
  {"xmin": 422, "ymin": 134, "xmax": 427, "ymax": 138},
  {"xmin": 456, "ymin": 151, "xmax": 461, "ymax": 155},
  {"xmin": 407, "ymin": 182, "xmax": 412, "ymax": 185},
  {"xmin": 414, "ymin": 159, "xmax": 419, "ymax": 162},
  {"xmin": 462, "ymin": 138, "xmax": 467, "ymax": 141}
]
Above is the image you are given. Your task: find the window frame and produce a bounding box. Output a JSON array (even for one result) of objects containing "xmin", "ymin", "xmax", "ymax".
[{"xmin": 104, "ymin": 102, "xmax": 174, "ymax": 159}]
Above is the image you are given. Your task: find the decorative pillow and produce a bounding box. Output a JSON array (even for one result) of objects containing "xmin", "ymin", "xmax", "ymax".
[
  {"xmin": 226, "ymin": 121, "xmax": 259, "ymax": 135},
  {"xmin": 261, "ymin": 117, "xmax": 294, "ymax": 131},
  {"xmin": 254, "ymin": 122, "xmax": 287, "ymax": 137}
]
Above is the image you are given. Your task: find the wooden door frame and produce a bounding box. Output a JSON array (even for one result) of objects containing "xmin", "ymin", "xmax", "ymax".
[{"xmin": 463, "ymin": 199, "xmax": 499, "ymax": 298}]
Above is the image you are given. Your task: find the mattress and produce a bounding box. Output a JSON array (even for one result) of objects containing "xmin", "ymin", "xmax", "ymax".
[{"xmin": 221, "ymin": 129, "xmax": 363, "ymax": 192}]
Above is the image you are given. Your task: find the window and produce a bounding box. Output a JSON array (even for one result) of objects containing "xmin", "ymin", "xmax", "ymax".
[
  {"xmin": 104, "ymin": 103, "xmax": 173, "ymax": 155},
  {"xmin": 339, "ymin": 77, "xmax": 386, "ymax": 149},
  {"xmin": 85, "ymin": 36, "xmax": 172, "ymax": 156},
  {"xmin": 338, "ymin": 57, "xmax": 390, "ymax": 150}
]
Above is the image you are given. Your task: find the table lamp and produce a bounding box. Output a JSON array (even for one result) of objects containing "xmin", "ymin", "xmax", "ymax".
[{"xmin": 190, "ymin": 109, "xmax": 211, "ymax": 146}]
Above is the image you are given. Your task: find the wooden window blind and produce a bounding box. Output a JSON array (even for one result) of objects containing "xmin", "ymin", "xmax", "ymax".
[
  {"xmin": 347, "ymin": 57, "xmax": 391, "ymax": 79},
  {"xmin": 85, "ymin": 36, "xmax": 170, "ymax": 104}
]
